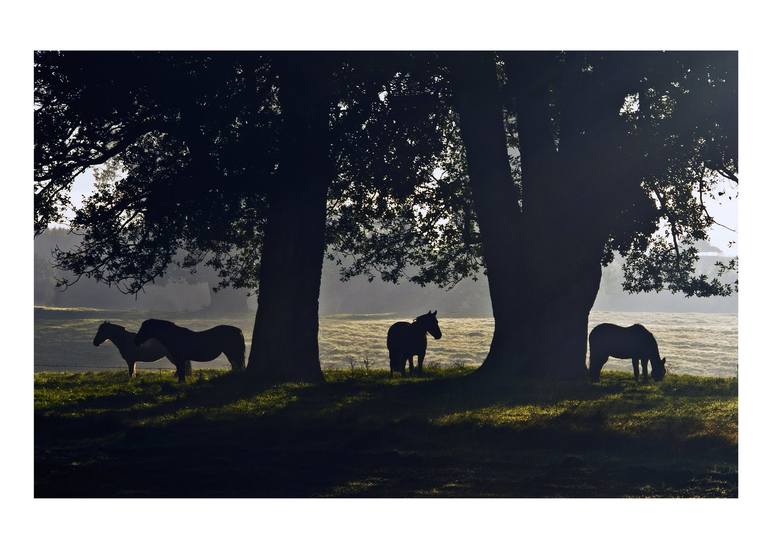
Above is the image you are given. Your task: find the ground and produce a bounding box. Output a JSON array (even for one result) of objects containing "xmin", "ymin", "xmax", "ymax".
[{"xmin": 34, "ymin": 367, "xmax": 737, "ymax": 497}]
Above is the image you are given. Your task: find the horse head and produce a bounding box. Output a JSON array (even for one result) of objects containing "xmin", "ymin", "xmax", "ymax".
[
  {"xmin": 651, "ymin": 357, "xmax": 667, "ymax": 381},
  {"xmin": 416, "ymin": 310, "xmax": 442, "ymax": 340},
  {"xmin": 93, "ymin": 321, "xmax": 111, "ymax": 346}
]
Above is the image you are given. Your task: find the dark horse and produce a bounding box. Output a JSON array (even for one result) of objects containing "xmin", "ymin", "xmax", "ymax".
[
  {"xmin": 589, "ymin": 323, "xmax": 667, "ymax": 382},
  {"xmin": 93, "ymin": 321, "xmax": 170, "ymax": 377},
  {"xmin": 135, "ymin": 319, "xmax": 245, "ymax": 382},
  {"xmin": 387, "ymin": 310, "xmax": 442, "ymax": 377}
]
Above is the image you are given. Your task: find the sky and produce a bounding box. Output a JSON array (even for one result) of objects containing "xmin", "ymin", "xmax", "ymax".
[
  {"xmin": 63, "ymin": 169, "xmax": 739, "ymax": 256},
  {"xmin": 702, "ymin": 178, "xmax": 739, "ymax": 255}
]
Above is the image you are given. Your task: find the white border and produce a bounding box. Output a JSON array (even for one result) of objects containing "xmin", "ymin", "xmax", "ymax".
[{"xmin": 3, "ymin": 1, "xmax": 768, "ymax": 548}]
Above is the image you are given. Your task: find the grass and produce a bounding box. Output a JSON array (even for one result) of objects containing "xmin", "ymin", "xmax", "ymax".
[
  {"xmin": 35, "ymin": 307, "xmax": 739, "ymax": 376},
  {"xmin": 34, "ymin": 367, "xmax": 737, "ymax": 497}
]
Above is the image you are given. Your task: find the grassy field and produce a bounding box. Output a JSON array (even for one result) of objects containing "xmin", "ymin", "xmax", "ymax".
[
  {"xmin": 35, "ymin": 307, "xmax": 738, "ymax": 377},
  {"xmin": 34, "ymin": 367, "xmax": 738, "ymax": 497}
]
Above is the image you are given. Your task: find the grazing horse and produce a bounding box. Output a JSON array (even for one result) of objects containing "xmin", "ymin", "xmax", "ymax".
[
  {"xmin": 134, "ymin": 319, "xmax": 245, "ymax": 382},
  {"xmin": 588, "ymin": 323, "xmax": 667, "ymax": 382},
  {"xmin": 93, "ymin": 321, "xmax": 170, "ymax": 377},
  {"xmin": 387, "ymin": 310, "xmax": 442, "ymax": 377}
]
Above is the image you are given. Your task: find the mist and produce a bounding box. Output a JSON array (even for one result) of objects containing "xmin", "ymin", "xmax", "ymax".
[{"xmin": 36, "ymin": 228, "xmax": 737, "ymax": 315}]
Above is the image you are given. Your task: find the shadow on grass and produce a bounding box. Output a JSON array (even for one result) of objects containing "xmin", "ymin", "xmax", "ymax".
[{"xmin": 34, "ymin": 368, "xmax": 738, "ymax": 497}]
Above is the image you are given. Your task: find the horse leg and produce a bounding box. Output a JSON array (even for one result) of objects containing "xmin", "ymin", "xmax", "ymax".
[
  {"xmin": 408, "ymin": 356, "xmax": 414, "ymax": 377},
  {"xmin": 184, "ymin": 361, "xmax": 192, "ymax": 379},
  {"xmin": 128, "ymin": 361, "xmax": 136, "ymax": 378},
  {"xmin": 642, "ymin": 359, "xmax": 649, "ymax": 382},
  {"xmin": 417, "ymin": 353, "xmax": 424, "ymax": 376},
  {"xmin": 632, "ymin": 358, "xmax": 640, "ymax": 381},
  {"xmin": 224, "ymin": 351, "xmax": 241, "ymax": 372},
  {"xmin": 589, "ymin": 354, "xmax": 606, "ymax": 381},
  {"xmin": 226, "ymin": 337, "xmax": 246, "ymax": 371},
  {"xmin": 173, "ymin": 359, "xmax": 188, "ymax": 383}
]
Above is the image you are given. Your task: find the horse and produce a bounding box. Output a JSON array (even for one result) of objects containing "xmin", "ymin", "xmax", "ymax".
[
  {"xmin": 386, "ymin": 310, "xmax": 442, "ymax": 377},
  {"xmin": 93, "ymin": 321, "xmax": 170, "ymax": 378},
  {"xmin": 588, "ymin": 323, "xmax": 667, "ymax": 382},
  {"xmin": 134, "ymin": 319, "xmax": 245, "ymax": 382}
]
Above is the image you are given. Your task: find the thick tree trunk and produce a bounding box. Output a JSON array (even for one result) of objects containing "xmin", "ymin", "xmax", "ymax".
[
  {"xmin": 450, "ymin": 52, "xmax": 605, "ymax": 381},
  {"xmin": 500, "ymin": 253, "xmax": 603, "ymax": 379},
  {"xmin": 476, "ymin": 241, "xmax": 603, "ymax": 380},
  {"xmin": 448, "ymin": 52, "xmax": 530, "ymax": 378},
  {"xmin": 245, "ymin": 54, "xmax": 332, "ymax": 384}
]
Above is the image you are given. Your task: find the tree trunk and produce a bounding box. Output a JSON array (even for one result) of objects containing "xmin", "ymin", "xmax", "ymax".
[
  {"xmin": 500, "ymin": 252, "xmax": 603, "ymax": 379},
  {"xmin": 245, "ymin": 54, "xmax": 332, "ymax": 384},
  {"xmin": 449, "ymin": 52, "xmax": 604, "ymax": 381}
]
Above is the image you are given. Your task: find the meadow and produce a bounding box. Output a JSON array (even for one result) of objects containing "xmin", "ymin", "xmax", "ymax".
[
  {"xmin": 34, "ymin": 307, "xmax": 738, "ymax": 497},
  {"xmin": 35, "ymin": 367, "xmax": 737, "ymax": 497},
  {"xmin": 35, "ymin": 307, "xmax": 738, "ymax": 377}
]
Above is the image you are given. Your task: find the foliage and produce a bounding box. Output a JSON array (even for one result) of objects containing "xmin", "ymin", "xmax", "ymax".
[
  {"xmin": 327, "ymin": 53, "xmax": 487, "ymax": 288},
  {"xmin": 36, "ymin": 52, "xmax": 454, "ymax": 293},
  {"xmin": 606, "ymin": 52, "xmax": 739, "ymax": 296},
  {"xmin": 35, "ymin": 52, "xmax": 278, "ymax": 293},
  {"xmin": 329, "ymin": 52, "xmax": 738, "ymax": 297},
  {"xmin": 35, "ymin": 51, "xmax": 738, "ymax": 298}
]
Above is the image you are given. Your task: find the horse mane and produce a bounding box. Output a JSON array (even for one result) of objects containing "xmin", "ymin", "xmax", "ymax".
[
  {"xmin": 147, "ymin": 319, "xmax": 176, "ymax": 328},
  {"xmin": 414, "ymin": 311, "xmax": 435, "ymax": 324}
]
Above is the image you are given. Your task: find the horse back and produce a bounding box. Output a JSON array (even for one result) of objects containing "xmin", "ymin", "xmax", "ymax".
[
  {"xmin": 164, "ymin": 323, "xmax": 243, "ymax": 362},
  {"xmin": 387, "ymin": 322, "xmax": 410, "ymax": 347},
  {"xmin": 198, "ymin": 324, "xmax": 243, "ymax": 339},
  {"xmin": 387, "ymin": 321, "xmax": 426, "ymax": 356},
  {"xmin": 590, "ymin": 323, "xmax": 659, "ymax": 359}
]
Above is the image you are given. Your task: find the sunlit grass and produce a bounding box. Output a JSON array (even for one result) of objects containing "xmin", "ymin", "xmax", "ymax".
[
  {"xmin": 35, "ymin": 308, "xmax": 738, "ymax": 376},
  {"xmin": 35, "ymin": 368, "xmax": 737, "ymax": 497}
]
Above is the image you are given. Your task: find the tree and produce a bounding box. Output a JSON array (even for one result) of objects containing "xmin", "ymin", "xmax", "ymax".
[
  {"xmin": 449, "ymin": 51, "xmax": 737, "ymax": 379},
  {"xmin": 36, "ymin": 51, "xmax": 738, "ymax": 385},
  {"xmin": 35, "ymin": 52, "xmax": 317, "ymax": 380},
  {"xmin": 34, "ymin": 51, "xmax": 419, "ymax": 383},
  {"xmin": 244, "ymin": 53, "xmax": 333, "ymax": 382},
  {"xmin": 330, "ymin": 51, "xmax": 737, "ymax": 381},
  {"xmin": 249, "ymin": 52, "xmax": 458, "ymax": 381}
]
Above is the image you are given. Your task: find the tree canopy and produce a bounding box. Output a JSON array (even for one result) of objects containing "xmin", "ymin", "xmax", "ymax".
[
  {"xmin": 329, "ymin": 52, "xmax": 738, "ymax": 299},
  {"xmin": 35, "ymin": 52, "xmax": 277, "ymax": 293}
]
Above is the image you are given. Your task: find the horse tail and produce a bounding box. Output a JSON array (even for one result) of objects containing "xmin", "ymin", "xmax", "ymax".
[{"xmin": 224, "ymin": 327, "xmax": 246, "ymax": 371}]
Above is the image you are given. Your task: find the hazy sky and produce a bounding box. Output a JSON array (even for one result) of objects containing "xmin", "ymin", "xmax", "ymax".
[{"xmin": 64, "ymin": 169, "xmax": 739, "ymax": 255}]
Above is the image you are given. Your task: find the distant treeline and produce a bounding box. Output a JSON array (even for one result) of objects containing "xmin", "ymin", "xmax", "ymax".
[{"xmin": 36, "ymin": 228, "xmax": 736, "ymax": 315}]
